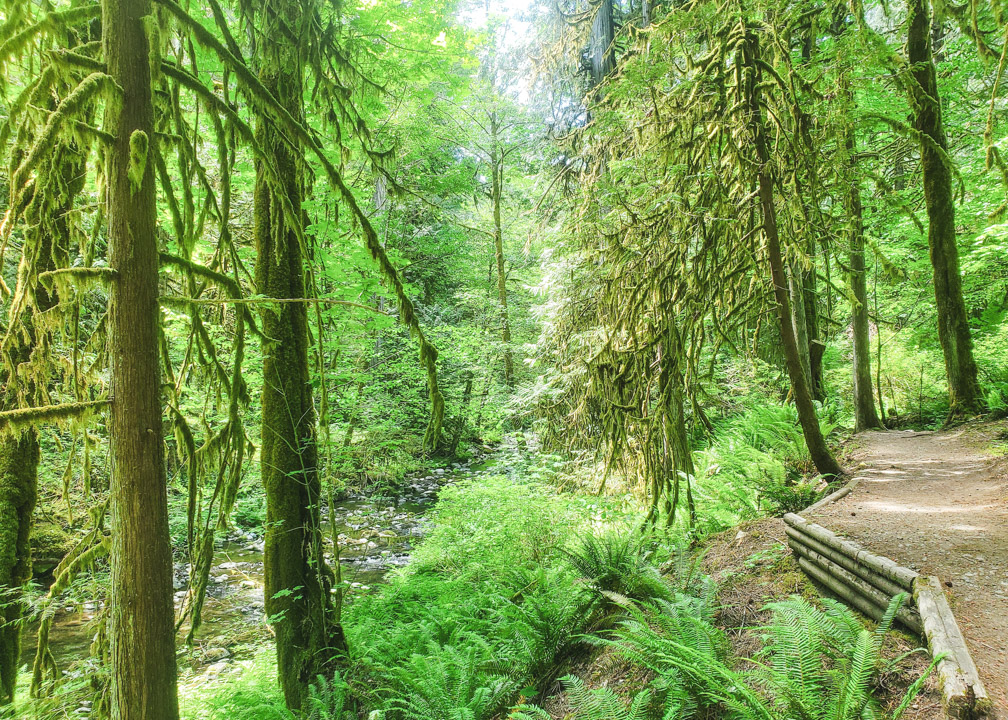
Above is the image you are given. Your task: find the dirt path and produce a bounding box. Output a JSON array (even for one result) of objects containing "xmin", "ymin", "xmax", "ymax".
[{"xmin": 808, "ymin": 423, "xmax": 1008, "ymax": 717}]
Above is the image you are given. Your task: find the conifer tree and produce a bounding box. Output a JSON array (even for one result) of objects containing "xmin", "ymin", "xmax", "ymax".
[
  {"xmin": 103, "ymin": 0, "xmax": 180, "ymax": 715},
  {"xmin": 252, "ymin": 0, "xmax": 348, "ymax": 707},
  {"xmin": 907, "ymin": 0, "xmax": 984, "ymax": 416}
]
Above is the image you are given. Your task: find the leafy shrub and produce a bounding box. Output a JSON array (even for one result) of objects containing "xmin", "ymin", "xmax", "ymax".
[
  {"xmin": 408, "ymin": 475, "xmax": 578, "ymax": 578},
  {"xmin": 181, "ymin": 652, "xmax": 290, "ymax": 720},
  {"xmin": 751, "ymin": 470, "xmax": 821, "ymax": 515}
]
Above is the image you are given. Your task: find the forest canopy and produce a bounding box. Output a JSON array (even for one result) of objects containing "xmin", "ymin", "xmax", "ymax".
[{"xmin": 0, "ymin": 0, "xmax": 1006, "ymax": 716}]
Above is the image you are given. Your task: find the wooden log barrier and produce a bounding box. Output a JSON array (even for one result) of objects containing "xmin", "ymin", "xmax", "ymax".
[
  {"xmin": 914, "ymin": 576, "xmax": 991, "ymax": 719},
  {"xmin": 790, "ymin": 542, "xmax": 922, "ymax": 634},
  {"xmin": 784, "ymin": 513, "xmax": 990, "ymax": 719},
  {"xmin": 796, "ymin": 556, "xmax": 894, "ymax": 624},
  {"xmin": 783, "ymin": 513, "xmax": 918, "ymax": 590},
  {"xmin": 785, "ymin": 526, "xmax": 908, "ymax": 598}
]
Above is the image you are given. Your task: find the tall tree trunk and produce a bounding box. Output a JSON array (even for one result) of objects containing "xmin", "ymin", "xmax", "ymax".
[
  {"xmin": 907, "ymin": 0, "xmax": 984, "ymax": 415},
  {"xmin": 789, "ymin": 264, "xmax": 813, "ymax": 392},
  {"xmin": 0, "ymin": 432, "xmax": 38, "ymax": 705},
  {"xmin": 589, "ymin": 0, "xmax": 615, "ymax": 88},
  {"xmin": 803, "ymin": 266, "xmax": 825, "ymax": 400},
  {"xmin": 490, "ymin": 117, "xmax": 514, "ymax": 387},
  {"xmin": 104, "ymin": 0, "xmax": 179, "ymax": 716},
  {"xmin": 742, "ymin": 28, "xmax": 843, "ymax": 479},
  {"xmin": 793, "ymin": 32, "xmax": 825, "ymax": 403},
  {"xmin": 657, "ymin": 324, "xmax": 695, "ymax": 528},
  {"xmin": 843, "ymin": 88, "xmax": 883, "ymax": 432},
  {"xmin": 254, "ymin": 0, "xmax": 347, "ymax": 709}
]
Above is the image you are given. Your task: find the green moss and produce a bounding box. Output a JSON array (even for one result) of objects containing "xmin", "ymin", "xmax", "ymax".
[
  {"xmin": 128, "ymin": 129, "xmax": 149, "ymax": 196},
  {"xmin": 0, "ymin": 429, "xmax": 40, "ymax": 705},
  {"xmin": 30, "ymin": 519, "xmax": 73, "ymax": 569}
]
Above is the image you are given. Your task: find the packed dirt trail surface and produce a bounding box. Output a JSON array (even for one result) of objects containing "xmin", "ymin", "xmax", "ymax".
[{"xmin": 808, "ymin": 423, "xmax": 1008, "ymax": 717}]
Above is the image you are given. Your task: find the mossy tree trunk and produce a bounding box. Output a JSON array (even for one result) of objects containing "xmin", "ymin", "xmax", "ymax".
[
  {"xmin": 0, "ymin": 433, "xmax": 39, "ymax": 705},
  {"xmin": 742, "ymin": 27, "xmax": 842, "ymax": 479},
  {"xmin": 253, "ymin": 0, "xmax": 347, "ymax": 709},
  {"xmin": 0, "ymin": 107, "xmax": 88, "ymax": 707},
  {"xmin": 789, "ymin": 264, "xmax": 814, "ymax": 395},
  {"xmin": 803, "ymin": 266, "xmax": 824, "ymax": 401},
  {"xmin": 843, "ymin": 86, "xmax": 883, "ymax": 432},
  {"xmin": 490, "ymin": 115, "xmax": 514, "ymax": 387},
  {"xmin": 907, "ymin": 0, "xmax": 984, "ymax": 416},
  {"xmin": 656, "ymin": 324, "xmax": 695, "ymax": 527},
  {"xmin": 589, "ymin": 0, "xmax": 614, "ymax": 88},
  {"xmin": 103, "ymin": 0, "xmax": 180, "ymax": 716}
]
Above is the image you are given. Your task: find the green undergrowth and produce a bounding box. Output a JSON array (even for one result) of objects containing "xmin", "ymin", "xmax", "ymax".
[
  {"xmin": 687, "ymin": 401, "xmax": 829, "ymax": 536},
  {"xmin": 184, "ymin": 472, "xmax": 649, "ymax": 719},
  {"xmin": 183, "ymin": 466, "xmax": 929, "ymax": 720},
  {"xmin": 550, "ymin": 593, "xmax": 933, "ymax": 720}
]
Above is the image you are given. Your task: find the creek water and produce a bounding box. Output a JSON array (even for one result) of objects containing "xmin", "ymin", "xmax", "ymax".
[{"xmin": 22, "ymin": 454, "xmax": 499, "ymax": 674}]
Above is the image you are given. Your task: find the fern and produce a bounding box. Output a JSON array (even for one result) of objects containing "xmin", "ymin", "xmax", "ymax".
[
  {"xmin": 580, "ymin": 593, "xmax": 929, "ymax": 720},
  {"xmin": 756, "ymin": 594, "xmax": 924, "ymax": 720},
  {"xmin": 563, "ymin": 530, "xmax": 672, "ymax": 606},
  {"xmin": 506, "ymin": 703, "xmax": 553, "ymax": 719},
  {"xmin": 562, "ymin": 675, "xmax": 653, "ymax": 720},
  {"xmin": 304, "ymin": 675, "xmax": 355, "ymax": 720},
  {"xmin": 385, "ymin": 641, "xmax": 516, "ymax": 720}
]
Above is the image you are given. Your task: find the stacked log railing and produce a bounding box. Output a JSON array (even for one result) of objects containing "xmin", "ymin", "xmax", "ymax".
[
  {"xmin": 783, "ymin": 513, "xmax": 921, "ymax": 632},
  {"xmin": 784, "ymin": 512, "xmax": 990, "ymax": 720}
]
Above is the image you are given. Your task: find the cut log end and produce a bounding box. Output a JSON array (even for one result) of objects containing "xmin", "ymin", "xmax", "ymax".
[{"xmin": 913, "ymin": 576, "xmax": 989, "ymax": 719}]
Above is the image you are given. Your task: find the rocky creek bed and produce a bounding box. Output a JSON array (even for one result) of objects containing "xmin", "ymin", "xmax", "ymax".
[{"xmin": 21, "ymin": 453, "xmax": 501, "ymax": 679}]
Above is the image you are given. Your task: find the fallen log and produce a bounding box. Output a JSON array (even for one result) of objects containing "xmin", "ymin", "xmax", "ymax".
[
  {"xmin": 790, "ymin": 540, "xmax": 922, "ymax": 634},
  {"xmin": 783, "ymin": 513, "xmax": 918, "ymax": 590},
  {"xmin": 914, "ymin": 576, "xmax": 990, "ymax": 719},
  {"xmin": 805, "ymin": 476, "xmax": 861, "ymax": 511}
]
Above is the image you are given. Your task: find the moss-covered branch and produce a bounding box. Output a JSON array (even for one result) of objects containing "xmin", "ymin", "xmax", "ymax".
[{"xmin": 0, "ymin": 400, "xmax": 109, "ymax": 435}]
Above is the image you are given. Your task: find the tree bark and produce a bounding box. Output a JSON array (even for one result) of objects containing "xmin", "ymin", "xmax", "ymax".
[
  {"xmin": 254, "ymin": 0, "xmax": 347, "ymax": 709},
  {"xmin": 907, "ymin": 0, "xmax": 984, "ymax": 415},
  {"xmin": 104, "ymin": 0, "xmax": 180, "ymax": 715},
  {"xmin": 0, "ymin": 432, "xmax": 38, "ymax": 705},
  {"xmin": 589, "ymin": 0, "xmax": 615, "ymax": 88},
  {"xmin": 490, "ymin": 116, "xmax": 514, "ymax": 387},
  {"xmin": 844, "ymin": 99, "xmax": 883, "ymax": 432},
  {"xmin": 742, "ymin": 29, "xmax": 843, "ymax": 479}
]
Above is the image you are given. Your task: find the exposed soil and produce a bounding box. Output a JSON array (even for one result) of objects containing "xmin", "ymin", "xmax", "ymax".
[{"xmin": 809, "ymin": 422, "xmax": 1008, "ymax": 718}]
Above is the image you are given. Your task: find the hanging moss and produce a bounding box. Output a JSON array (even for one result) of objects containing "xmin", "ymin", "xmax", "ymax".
[
  {"xmin": 157, "ymin": 0, "xmax": 446, "ymax": 448},
  {"xmin": 10, "ymin": 71, "xmax": 118, "ymax": 206}
]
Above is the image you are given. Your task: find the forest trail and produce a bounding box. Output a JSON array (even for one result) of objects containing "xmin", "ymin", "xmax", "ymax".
[{"xmin": 808, "ymin": 424, "xmax": 1008, "ymax": 717}]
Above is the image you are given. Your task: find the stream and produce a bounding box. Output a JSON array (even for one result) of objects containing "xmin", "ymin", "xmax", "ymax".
[{"xmin": 23, "ymin": 452, "xmax": 503, "ymax": 675}]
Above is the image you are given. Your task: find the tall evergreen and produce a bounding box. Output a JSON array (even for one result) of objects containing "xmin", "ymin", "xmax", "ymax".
[
  {"xmin": 252, "ymin": 0, "xmax": 348, "ymax": 708},
  {"xmin": 103, "ymin": 0, "xmax": 180, "ymax": 715},
  {"xmin": 741, "ymin": 24, "xmax": 843, "ymax": 479},
  {"xmin": 907, "ymin": 0, "xmax": 984, "ymax": 416},
  {"xmin": 490, "ymin": 113, "xmax": 514, "ymax": 387}
]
